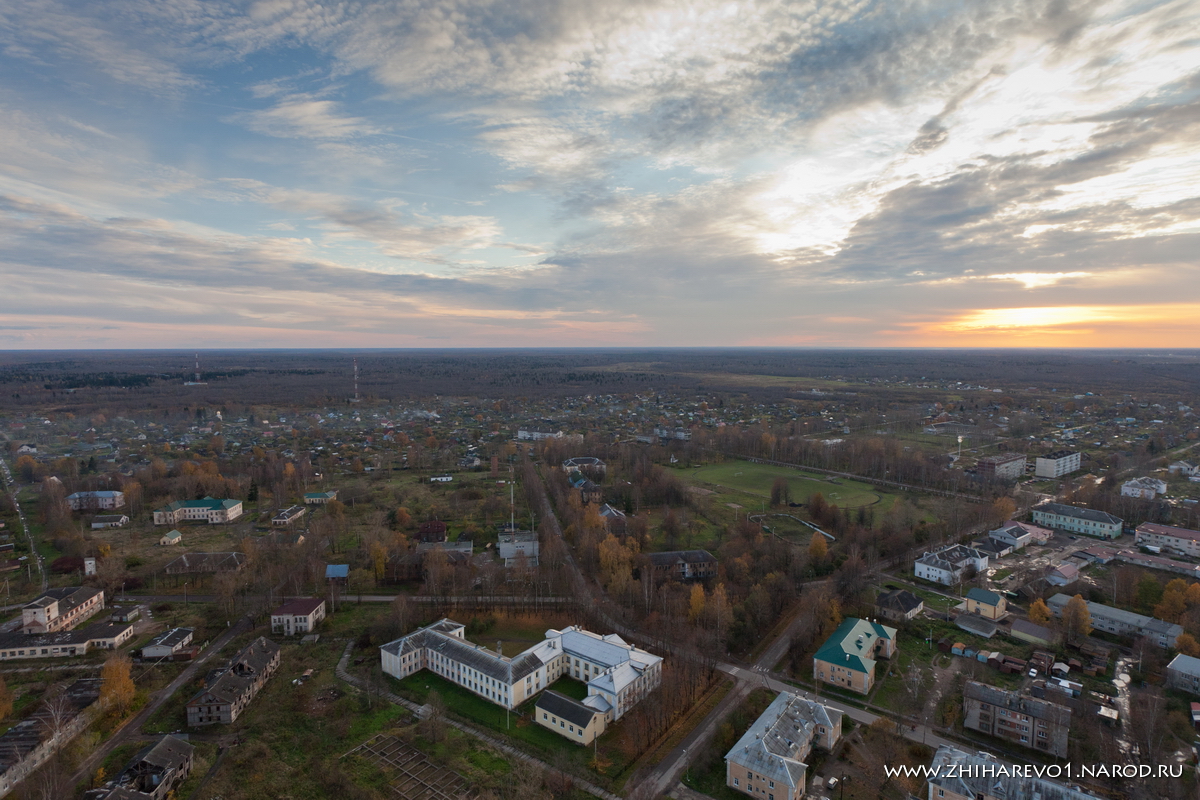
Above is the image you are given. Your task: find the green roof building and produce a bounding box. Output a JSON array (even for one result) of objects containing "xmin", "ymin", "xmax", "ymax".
[{"xmin": 813, "ymin": 617, "xmax": 897, "ymax": 695}]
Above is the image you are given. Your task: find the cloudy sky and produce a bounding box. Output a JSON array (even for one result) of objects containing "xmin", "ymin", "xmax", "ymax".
[{"xmin": 2, "ymin": 0, "xmax": 1198, "ymax": 348}]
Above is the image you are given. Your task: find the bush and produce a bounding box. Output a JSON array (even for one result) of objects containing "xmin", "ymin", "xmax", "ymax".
[{"xmin": 51, "ymin": 555, "xmax": 85, "ymax": 574}]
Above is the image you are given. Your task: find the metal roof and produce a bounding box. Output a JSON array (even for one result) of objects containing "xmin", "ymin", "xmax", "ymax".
[
  {"xmin": 927, "ymin": 744, "xmax": 1101, "ymax": 800},
  {"xmin": 145, "ymin": 627, "xmax": 194, "ymax": 650},
  {"xmin": 536, "ymin": 690, "xmax": 600, "ymax": 728},
  {"xmin": 1168, "ymin": 653, "xmax": 1200, "ymax": 679},
  {"xmin": 964, "ymin": 681, "xmax": 1071, "ymax": 726},
  {"xmin": 724, "ymin": 692, "xmax": 841, "ymax": 790},
  {"xmin": 966, "ymin": 587, "xmax": 1002, "ymax": 606},
  {"xmin": 1046, "ymin": 593, "xmax": 1183, "ymax": 638},
  {"xmin": 1033, "ymin": 502, "xmax": 1122, "ymax": 525}
]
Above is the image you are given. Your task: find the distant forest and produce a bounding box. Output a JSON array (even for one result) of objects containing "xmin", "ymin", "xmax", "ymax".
[{"xmin": 0, "ymin": 348, "xmax": 1198, "ymax": 411}]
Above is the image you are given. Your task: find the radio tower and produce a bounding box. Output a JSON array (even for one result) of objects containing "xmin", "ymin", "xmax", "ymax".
[
  {"xmin": 351, "ymin": 358, "xmax": 361, "ymax": 403},
  {"xmin": 184, "ymin": 353, "xmax": 207, "ymax": 385}
]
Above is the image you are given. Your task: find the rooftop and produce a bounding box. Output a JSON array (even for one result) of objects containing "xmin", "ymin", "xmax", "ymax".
[
  {"xmin": 272, "ymin": 598, "xmax": 325, "ymax": 617},
  {"xmin": 725, "ymin": 692, "xmax": 841, "ymax": 790},
  {"xmin": 1033, "ymin": 502, "xmax": 1122, "ymax": 525},
  {"xmin": 813, "ymin": 617, "xmax": 896, "ymax": 675}
]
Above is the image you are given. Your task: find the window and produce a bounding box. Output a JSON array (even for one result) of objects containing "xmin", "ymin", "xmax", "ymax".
[
  {"xmin": 543, "ymin": 713, "xmax": 548, "ymax": 720},
  {"xmin": 733, "ymin": 779, "xmax": 739, "ymax": 787}
]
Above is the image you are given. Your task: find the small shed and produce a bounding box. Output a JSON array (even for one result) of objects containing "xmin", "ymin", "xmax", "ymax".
[{"xmin": 160, "ymin": 529, "xmax": 183, "ymax": 546}]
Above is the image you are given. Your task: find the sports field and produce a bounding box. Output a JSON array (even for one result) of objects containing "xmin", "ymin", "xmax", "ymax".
[{"xmin": 687, "ymin": 461, "xmax": 885, "ymax": 509}]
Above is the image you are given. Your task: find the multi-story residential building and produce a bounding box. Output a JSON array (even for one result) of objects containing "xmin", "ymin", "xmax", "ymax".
[
  {"xmin": 380, "ymin": 620, "xmax": 662, "ymax": 721},
  {"xmin": 66, "ymin": 491, "xmax": 125, "ymax": 511},
  {"xmin": 914, "ymin": 545, "xmax": 988, "ymax": 585},
  {"xmin": 1034, "ymin": 450, "xmax": 1081, "ymax": 478},
  {"xmin": 813, "ymin": 618, "xmax": 897, "ymax": 695},
  {"xmin": 976, "ymin": 453, "xmax": 1026, "ymax": 481},
  {"xmin": 89, "ymin": 735, "xmax": 195, "ymax": 800},
  {"xmin": 270, "ymin": 598, "xmax": 326, "ymax": 636},
  {"xmin": 22, "ymin": 587, "xmax": 105, "ymax": 634},
  {"xmin": 517, "ymin": 422, "xmax": 563, "ymax": 441},
  {"xmin": 153, "ymin": 497, "xmax": 243, "ymax": 525},
  {"xmin": 1135, "ymin": 522, "xmax": 1200, "ymax": 556},
  {"xmin": 962, "ymin": 681, "xmax": 1071, "ymax": 757},
  {"xmin": 186, "ymin": 637, "xmax": 280, "ymax": 726},
  {"xmin": 561, "ymin": 457, "xmax": 606, "ymax": 475},
  {"xmin": 1166, "ymin": 653, "xmax": 1200, "ymax": 695},
  {"xmin": 925, "ymin": 745, "xmax": 1102, "ymax": 800},
  {"xmin": 1121, "ymin": 477, "xmax": 1168, "ymax": 499},
  {"xmin": 647, "ymin": 550, "xmax": 718, "ymax": 581},
  {"xmin": 1046, "ymin": 593, "xmax": 1182, "ymax": 647},
  {"xmin": 1030, "ymin": 503, "xmax": 1122, "ymax": 540},
  {"xmin": 725, "ymin": 692, "xmax": 842, "ymax": 800}
]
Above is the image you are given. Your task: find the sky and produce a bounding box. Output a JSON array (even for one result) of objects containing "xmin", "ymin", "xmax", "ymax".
[{"xmin": 1, "ymin": 0, "xmax": 1199, "ymax": 349}]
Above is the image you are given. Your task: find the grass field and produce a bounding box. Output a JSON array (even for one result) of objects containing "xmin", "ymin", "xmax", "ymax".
[
  {"xmin": 387, "ymin": 669, "xmax": 634, "ymax": 789},
  {"xmin": 686, "ymin": 462, "xmax": 889, "ymax": 509}
]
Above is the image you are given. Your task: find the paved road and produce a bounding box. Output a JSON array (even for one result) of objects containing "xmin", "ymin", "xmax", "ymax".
[
  {"xmin": 68, "ymin": 615, "xmax": 252, "ymax": 791},
  {"xmin": 517, "ymin": 461, "xmax": 962, "ymax": 799}
]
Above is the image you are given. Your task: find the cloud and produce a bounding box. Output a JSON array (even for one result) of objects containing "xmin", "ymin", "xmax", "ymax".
[{"xmin": 229, "ymin": 95, "xmax": 381, "ymax": 140}]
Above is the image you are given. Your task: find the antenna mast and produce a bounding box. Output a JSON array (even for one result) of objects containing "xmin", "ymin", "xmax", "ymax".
[
  {"xmin": 195, "ymin": 353, "xmax": 201, "ymax": 385},
  {"xmin": 352, "ymin": 358, "xmax": 360, "ymax": 403}
]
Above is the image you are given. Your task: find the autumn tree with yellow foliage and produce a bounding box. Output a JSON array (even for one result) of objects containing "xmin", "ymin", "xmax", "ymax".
[
  {"xmin": 100, "ymin": 652, "xmax": 136, "ymax": 715},
  {"xmin": 1028, "ymin": 598, "xmax": 1051, "ymax": 624},
  {"xmin": 1062, "ymin": 594, "xmax": 1092, "ymax": 645}
]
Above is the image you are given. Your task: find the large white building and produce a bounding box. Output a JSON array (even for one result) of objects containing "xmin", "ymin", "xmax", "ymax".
[
  {"xmin": 914, "ymin": 545, "xmax": 988, "ymax": 585},
  {"xmin": 1034, "ymin": 450, "xmax": 1081, "ymax": 478},
  {"xmin": 1121, "ymin": 477, "xmax": 1168, "ymax": 499},
  {"xmin": 1031, "ymin": 502, "xmax": 1122, "ymax": 540},
  {"xmin": 380, "ymin": 620, "xmax": 662, "ymax": 721},
  {"xmin": 517, "ymin": 423, "xmax": 564, "ymax": 441}
]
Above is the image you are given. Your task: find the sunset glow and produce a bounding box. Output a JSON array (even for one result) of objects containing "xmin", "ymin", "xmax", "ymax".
[{"xmin": 0, "ymin": 0, "xmax": 1196, "ymax": 347}]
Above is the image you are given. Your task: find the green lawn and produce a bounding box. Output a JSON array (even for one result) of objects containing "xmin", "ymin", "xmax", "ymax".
[
  {"xmin": 386, "ymin": 669, "xmax": 634, "ymax": 789},
  {"xmin": 687, "ymin": 462, "xmax": 889, "ymax": 509}
]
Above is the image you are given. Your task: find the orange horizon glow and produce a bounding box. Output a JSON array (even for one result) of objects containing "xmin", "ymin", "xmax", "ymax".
[{"xmin": 895, "ymin": 304, "xmax": 1200, "ymax": 348}]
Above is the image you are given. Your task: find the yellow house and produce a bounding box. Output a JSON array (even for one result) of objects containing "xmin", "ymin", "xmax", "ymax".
[
  {"xmin": 964, "ymin": 587, "xmax": 1007, "ymax": 620},
  {"xmin": 535, "ymin": 690, "xmax": 607, "ymax": 745},
  {"xmin": 812, "ymin": 618, "xmax": 897, "ymax": 695}
]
